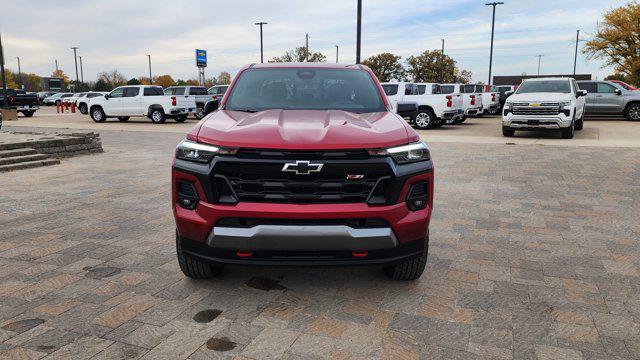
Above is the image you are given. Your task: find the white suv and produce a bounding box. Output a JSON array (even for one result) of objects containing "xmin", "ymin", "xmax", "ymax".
[{"xmin": 502, "ymin": 77, "xmax": 587, "ymax": 139}]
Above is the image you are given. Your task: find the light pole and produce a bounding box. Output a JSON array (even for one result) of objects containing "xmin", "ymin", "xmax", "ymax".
[
  {"xmin": 254, "ymin": 22, "xmax": 267, "ymax": 63},
  {"xmin": 55, "ymin": 59, "xmax": 59, "ymax": 72},
  {"xmin": 535, "ymin": 55, "xmax": 544, "ymax": 76},
  {"xmin": 71, "ymin": 47, "xmax": 79, "ymax": 93},
  {"xmin": 1, "ymin": 33, "xmax": 8, "ymax": 108},
  {"xmin": 485, "ymin": 2, "xmax": 504, "ymax": 85},
  {"xmin": 356, "ymin": 0, "xmax": 362, "ymax": 63},
  {"xmin": 440, "ymin": 39, "xmax": 445, "ymax": 83},
  {"xmin": 79, "ymin": 55, "xmax": 84, "ymax": 84},
  {"xmin": 335, "ymin": 45, "xmax": 339, "ymax": 63},
  {"xmin": 573, "ymin": 30, "xmax": 580, "ymax": 76},
  {"xmin": 147, "ymin": 54, "xmax": 152, "ymax": 84},
  {"xmin": 305, "ymin": 33, "xmax": 309, "ymax": 62},
  {"xmin": 15, "ymin": 57, "xmax": 21, "ymax": 89}
]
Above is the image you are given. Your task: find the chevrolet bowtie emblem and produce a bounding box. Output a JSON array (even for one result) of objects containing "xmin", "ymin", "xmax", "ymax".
[{"xmin": 282, "ymin": 160, "xmax": 323, "ymax": 175}]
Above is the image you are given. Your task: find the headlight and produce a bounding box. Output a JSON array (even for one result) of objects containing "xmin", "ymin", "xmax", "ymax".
[
  {"xmin": 175, "ymin": 140, "xmax": 237, "ymax": 163},
  {"xmin": 504, "ymin": 101, "xmax": 512, "ymax": 109},
  {"xmin": 368, "ymin": 141, "xmax": 430, "ymax": 164},
  {"xmin": 558, "ymin": 101, "xmax": 572, "ymax": 108}
]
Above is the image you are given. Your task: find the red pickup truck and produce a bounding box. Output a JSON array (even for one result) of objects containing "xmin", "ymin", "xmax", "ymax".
[{"xmin": 172, "ymin": 63, "xmax": 434, "ymax": 280}]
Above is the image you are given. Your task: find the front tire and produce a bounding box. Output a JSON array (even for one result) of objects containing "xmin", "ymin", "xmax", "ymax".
[
  {"xmin": 90, "ymin": 107, "xmax": 106, "ymax": 123},
  {"xmin": 21, "ymin": 111, "xmax": 34, "ymax": 117},
  {"xmin": 383, "ymin": 241, "xmax": 428, "ymax": 281},
  {"xmin": 413, "ymin": 109, "xmax": 436, "ymax": 130},
  {"xmin": 174, "ymin": 115, "xmax": 188, "ymax": 123},
  {"xmin": 561, "ymin": 120, "xmax": 575, "ymax": 139},
  {"xmin": 502, "ymin": 126, "xmax": 515, "ymax": 137},
  {"xmin": 176, "ymin": 232, "xmax": 221, "ymax": 279},
  {"xmin": 150, "ymin": 108, "xmax": 166, "ymax": 124},
  {"xmin": 78, "ymin": 103, "xmax": 88, "ymax": 114},
  {"xmin": 624, "ymin": 103, "xmax": 640, "ymax": 121},
  {"xmin": 575, "ymin": 107, "xmax": 584, "ymax": 130},
  {"xmin": 117, "ymin": 116, "xmax": 130, "ymax": 122}
]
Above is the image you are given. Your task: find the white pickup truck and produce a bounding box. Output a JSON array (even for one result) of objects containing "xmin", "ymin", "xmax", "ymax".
[
  {"xmin": 481, "ymin": 85, "xmax": 500, "ymax": 115},
  {"xmin": 88, "ymin": 85, "xmax": 196, "ymax": 124},
  {"xmin": 381, "ymin": 82, "xmax": 463, "ymax": 129},
  {"xmin": 440, "ymin": 83, "xmax": 484, "ymax": 122}
]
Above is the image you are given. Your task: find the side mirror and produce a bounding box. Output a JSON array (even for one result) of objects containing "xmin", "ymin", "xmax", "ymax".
[
  {"xmin": 577, "ymin": 90, "xmax": 587, "ymax": 97},
  {"xmin": 505, "ymin": 91, "xmax": 514, "ymax": 96},
  {"xmin": 615, "ymin": 89, "xmax": 623, "ymax": 95},
  {"xmin": 104, "ymin": 94, "xmax": 110, "ymax": 100},
  {"xmin": 396, "ymin": 102, "xmax": 418, "ymax": 118}
]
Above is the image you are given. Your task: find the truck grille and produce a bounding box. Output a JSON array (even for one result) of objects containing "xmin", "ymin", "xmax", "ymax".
[
  {"xmin": 512, "ymin": 102, "xmax": 560, "ymax": 116},
  {"xmin": 213, "ymin": 159, "xmax": 392, "ymax": 204}
]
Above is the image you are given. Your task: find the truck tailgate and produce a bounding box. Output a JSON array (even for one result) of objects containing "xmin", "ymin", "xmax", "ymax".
[{"xmin": 171, "ymin": 95, "xmax": 196, "ymax": 108}]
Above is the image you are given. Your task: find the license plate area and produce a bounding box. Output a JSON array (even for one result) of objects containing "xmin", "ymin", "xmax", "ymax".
[{"xmin": 527, "ymin": 120, "xmax": 540, "ymax": 126}]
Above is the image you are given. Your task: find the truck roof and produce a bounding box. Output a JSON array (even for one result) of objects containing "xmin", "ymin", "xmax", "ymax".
[
  {"xmin": 523, "ymin": 77, "xmax": 572, "ymax": 82},
  {"xmin": 248, "ymin": 62, "xmax": 362, "ymax": 69}
]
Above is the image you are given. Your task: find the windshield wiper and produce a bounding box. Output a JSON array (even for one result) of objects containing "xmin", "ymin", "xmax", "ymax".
[{"xmin": 228, "ymin": 108, "xmax": 258, "ymax": 113}]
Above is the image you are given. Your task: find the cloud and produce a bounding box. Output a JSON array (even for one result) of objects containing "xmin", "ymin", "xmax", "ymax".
[{"xmin": 0, "ymin": 0, "xmax": 626, "ymax": 83}]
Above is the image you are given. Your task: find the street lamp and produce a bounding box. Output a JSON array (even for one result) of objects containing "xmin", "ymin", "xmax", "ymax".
[
  {"xmin": 535, "ymin": 54, "xmax": 544, "ymax": 76},
  {"xmin": 15, "ymin": 57, "xmax": 21, "ymax": 89},
  {"xmin": 71, "ymin": 47, "xmax": 79, "ymax": 93},
  {"xmin": 79, "ymin": 56, "xmax": 84, "ymax": 84},
  {"xmin": 147, "ymin": 54, "xmax": 152, "ymax": 84},
  {"xmin": 335, "ymin": 45, "xmax": 339, "ymax": 63},
  {"xmin": 485, "ymin": 2, "xmax": 504, "ymax": 85},
  {"xmin": 254, "ymin": 22, "xmax": 267, "ymax": 63},
  {"xmin": 305, "ymin": 33, "xmax": 310, "ymax": 62},
  {"xmin": 356, "ymin": 0, "xmax": 362, "ymax": 63}
]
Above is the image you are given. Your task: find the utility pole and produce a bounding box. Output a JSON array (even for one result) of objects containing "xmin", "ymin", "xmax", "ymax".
[
  {"xmin": 485, "ymin": 2, "xmax": 504, "ymax": 85},
  {"xmin": 15, "ymin": 57, "xmax": 21, "ymax": 89},
  {"xmin": 71, "ymin": 47, "xmax": 79, "ymax": 93},
  {"xmin": 573, "ymin": 30, "xmax": 580, "ymax": 76},
  {"xmin": 356, "ymin": 0, "xmax": 362, "ymax": 63},
  {"xmin": 335, "ymin": 45, "xmax": 339, "ymax": 63},
  {"xmin": 55, "ymin": 59, "xmax": 59, "ymax": 72},
  {"xmin": 535, "ymin": 55, "xmax": 544, "ymax": 76},
  {"xmin": 1, "ymin": 33, "xmax": 8, "ymax": 108},
  {"xmin": 147, "ymin": 54, "xmax": 152, "ymax": 84},
  {"xmin": 305, "ymin": 33, "xmax": 309, "ymax": 62},
  {"xmin": 79, "ymin": 56, "xmax": 84, "ymax": 84},
  {"xmin": 440, "ymin": 39, "xmax": 445, "ymax": 83},
  {"xmin": 254, "ymin": 22, "xmax": 267, "ymax": 63}
]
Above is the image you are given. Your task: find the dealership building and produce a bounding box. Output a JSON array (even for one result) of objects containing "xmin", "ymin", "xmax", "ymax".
[
  {"xmin": 40, "ymin": 77, "xmax": 66, "ymax": 91},
  {"xmin": 493, "ymin": 74, "xmax": 592, "ymax": 86}
]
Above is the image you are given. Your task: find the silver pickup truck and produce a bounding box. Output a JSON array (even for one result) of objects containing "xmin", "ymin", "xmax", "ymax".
[
  {"xmin": 164, "ymin": 86, "xmax": 213, "ymax": 119},
  {"xmin": 577, "ymin": 80, "xmax": 640, "ymax": 121}
]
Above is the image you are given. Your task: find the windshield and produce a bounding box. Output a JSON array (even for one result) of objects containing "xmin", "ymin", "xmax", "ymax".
[
  {"xmin": 224, "ymin": 68, "xmax": 386, "ymax": 113},
  {"xmin": 517, "ymin": 80, "xmax": 571, "ymax": 94}
]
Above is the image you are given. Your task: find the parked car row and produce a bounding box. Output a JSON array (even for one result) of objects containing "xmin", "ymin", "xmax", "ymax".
[{"xmin": 381, "ymin": 82, "xmax": 499, "ymax": 129}]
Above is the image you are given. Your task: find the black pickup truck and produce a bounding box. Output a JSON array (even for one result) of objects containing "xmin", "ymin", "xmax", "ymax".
[{"xmin": 0, "ymin": 89, "xmax": 39, "ymax": 117}]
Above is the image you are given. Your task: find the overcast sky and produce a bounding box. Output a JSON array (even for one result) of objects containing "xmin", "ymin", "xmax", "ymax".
[{"xmin": 0, "ymin": 0, "xmax": 626, "ymax": 83}]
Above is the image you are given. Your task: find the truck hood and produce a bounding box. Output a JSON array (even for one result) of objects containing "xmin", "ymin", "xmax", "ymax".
[
  {"xmin": 196, "ymin": 109, "xmax": 415, "ymax": 150},
  {"xmin": 507, "ymin": 93, "xmax": 574, "ymax": 102}
]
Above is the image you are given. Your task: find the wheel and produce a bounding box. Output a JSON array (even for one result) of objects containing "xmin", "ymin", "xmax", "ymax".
[
  {"xmin": 117, "ymin": 116, "xmax": 130, "ymax": 122},
  {"xmin": 21, "ymin": 111, "xmax": 34, "ymax": 117},
  {"xmin": 194, "ymin": 107, "xmax": 205, "ymax": 120},
  {"xmin": 150, "ymin": 108, "xmax": 166, "ymax": 124},
  {"xmin": 383, "ymin": 240, "xmax": 428, "ymax": 281},
  {"xmin": 174, "ymin": 115, "xmax": 188, "ymax": 123},
  {"xmin": 90, "ymin": 107, "xmax": 106, "ymax": 123},
  {"xmin": 78, "ymin": 103, "xmax": 88, "ymax": 114},
  {"xmin": 502, "ymin": 126, "xmax": 515, "ymax": 137},
  {"xmin": 574, "ymin": 107, "xmax": 584, "ymax": 131},
  {"xmin": 561, "ymin": 120, "xmax": 575, "ymax": 139},
  {"xmin": 413, "ymin": 109, "xmax": 436, "ymax": 130},
  {"xmin": 624, "ymin": 103, "xmax": 640, "ymax": 121},
  {"xmin": 176, "ymin": 231, "xmax": 221, "ymax": 279}
]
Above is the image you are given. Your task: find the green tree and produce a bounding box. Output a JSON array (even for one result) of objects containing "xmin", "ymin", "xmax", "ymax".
[
  {"xmin": 270, "ymin": 46, "xmax": 327, "ymax": 63},
  {"xmin": 217, "ymin": 72, "xmax": 231, "ymax": 85},
  {"xmin": 153, "ymin": 75, "xmax": 176, "ymax": 88},
  {"xmin": 94, "ymin": 79, "xmax": 111, "ymax": 91},
  {"xmin": 51, "ymin": 69, "xmax": 70, "ymax": 85},
  {"xmin": 127, "ymin": 78, "xmax": 141, "ymax": 85},
  {"xmin": 22, "ymin": 73, "xmax": 42, "ymax": 92},
  {"xmin": 362, "ymin": 53, "xmax": 405, "ymax": 82},
  {"xmin": 98, "ymin": 70, "xmax": 127, "ymax": 88},
  {"xmin": 583, "ymin": 1, "xmax": 640, "ymax": 84},
  {"xmin": 405, "ymin": 50, "xmax": 458, "ymax": 83},
  {"xmin": 456, "ymin": 69, "xmax": 473, "ymax": 84}
]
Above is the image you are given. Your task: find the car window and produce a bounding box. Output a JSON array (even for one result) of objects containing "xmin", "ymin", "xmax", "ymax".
[
  {"xmin": 109, "ymin": 88, "xmax": 125, "ymax": 98},
  {"xmin": 381, "ymin": 84, "xmax": 398, "ymax": 96},
  {"xmin": 164, "ymin": 88, "xmax": 174, "ymax": 95},
  {"xmin": 404, "ymin": 85, "xmax": 415, "ymax": 95},
  {"xmin": 189, "ymin": 87, "xmax": 207, "ymax": 95},
  {"xmin": 172, "ymin": 88, "xmax": 185, "ymax": 95},
  {"xmin": 463, "ymin": 85, "xmax": 476, "ymax": 93},
  {"xmin": 416, "ymin": 85, "xmax": 426, "ymax": 95},
  {"xmin": 596, "ymin": 83, "xmax": 617, "ymax": 94},
  {"xmin": 61, "ymin": 94, "xmax": 72, "ymax": 98},
  {"xmin": 124, "ymin": 87, "xmax": 140, "ymax": 97},
  {"xmin": 440, "ymin": 85, "xmax": 455, "ymax": 94},
  {"xmin": 218, "ymin": 86, "xmax": 228, "ymax": 94},
  {"xmin": 516, "ymin": 80, "xmax": 571, "ymax": 94},
  {"xmin": 143, "ymin": 87, "xmax": 164, "ymax": 96},
  {"xmin": 577, "ymin": 82, "xmax": 596, "ymax": 93},
  {"xmin": 225, "ymin": 68, "xmax": 386, "ymax": 113}
]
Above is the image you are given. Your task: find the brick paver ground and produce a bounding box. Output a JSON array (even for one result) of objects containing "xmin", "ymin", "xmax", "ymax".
[{"xmin": 0, "ymin": 129, "xmax": 639, "ymax": 359}]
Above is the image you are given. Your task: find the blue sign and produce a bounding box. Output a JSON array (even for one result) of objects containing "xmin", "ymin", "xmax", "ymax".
[{"xmin": 196, "ymin": 49, "xmax": 207, "ymax": 67}]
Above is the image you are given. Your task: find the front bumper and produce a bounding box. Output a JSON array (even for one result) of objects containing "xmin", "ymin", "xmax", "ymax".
[
  {"xmin": 502, "ymin": 113, "xmax": 573, "ymax": 129},
  {"xmin": 172, "ymin": 154, "xmax": 433, "ymax": 264}
]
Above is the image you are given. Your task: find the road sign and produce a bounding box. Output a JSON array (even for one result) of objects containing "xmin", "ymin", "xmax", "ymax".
[{"xmin": 196, "ymin": 49, "xmax": 207, "ymax": 68}]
